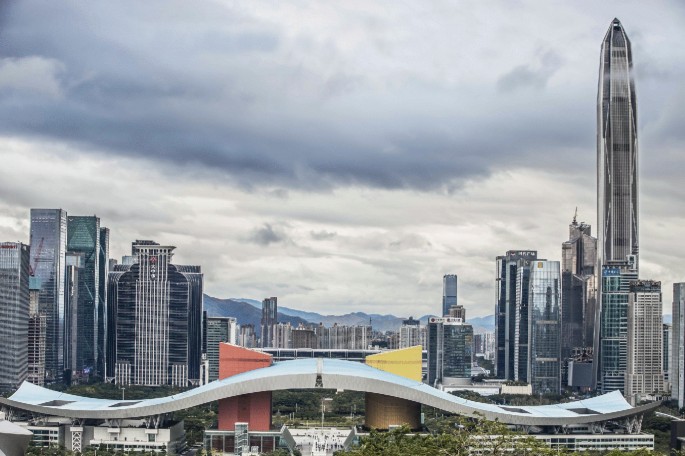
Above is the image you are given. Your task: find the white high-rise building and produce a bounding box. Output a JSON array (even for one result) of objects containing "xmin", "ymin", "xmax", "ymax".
[
  {"xmin": 625, "ymin": 280, "xmax": 663, "ymax": 405},
  {"xmin": 0, "ymin": 242, "xmax": 30, "ymax": 390}
]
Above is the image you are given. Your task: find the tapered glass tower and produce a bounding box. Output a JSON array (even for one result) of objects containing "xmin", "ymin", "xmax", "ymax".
[
  {"xmin": 595, "ymin": 18, "xmax": 639, "ymax": 392},
  {"xmin": 597, "ymin": 18, "xmax": 638, "ymax": 267}
]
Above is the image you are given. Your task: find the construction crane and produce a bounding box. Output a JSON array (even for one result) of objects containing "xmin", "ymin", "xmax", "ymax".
[{"xmin": 29, "ymin": 237, "xmax": 44, "ymax": 277}]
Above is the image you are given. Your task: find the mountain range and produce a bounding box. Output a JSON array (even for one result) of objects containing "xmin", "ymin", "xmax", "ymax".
[{"xmin": 202, "ymin": 294, "xmax": 496, "ymax": 334}]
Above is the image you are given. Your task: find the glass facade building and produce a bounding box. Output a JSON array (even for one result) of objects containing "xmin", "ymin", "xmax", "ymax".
[
  {"xmin": 0, "ymin": 242, "xmax": 30, "ymax": 390},
  {"xmin": 528, "ymin": 260, "xmax": 562, "ymax": 394},
  {"xmin": 598, "ymin": 262, "xmax": 637, "ymax": 394},
  {"xmin": 596, "ymin": 19, "xmax": 639, "ymax": 391},
  {"xmin": 442, "ymin": 274, "xmax": 458, "ymax": 317},
  {"xmin": 206, "ymin": 316, "xmax": 238, "ymax": 381},
  {"xmin": 597, "ymin": 18, "xmax": 639, "ymax": 268},
  {"xmin": 561, "ymin": 219, "xmax": 597, "ymax": 358},
  {"xmin": 427, "ymin": 317, "xmax": 472, "ymax": 387},
  {"xmin": 495, "ymin": 250, "xmax": 537, "ymax": 381},
  {"xmin": 107, "ymin": 241, "xmax": 204, "ymax": 386},
  {"xmin": 30, "ymin": 208, "xmax": 67, "ymax": 383},
  {"xmin": 97, "ymin": 227, "xmax": 109, "ymax": 379},
  {"xmin": 66, "ymin": 215, "xmax": 101, "ymax": 378}
]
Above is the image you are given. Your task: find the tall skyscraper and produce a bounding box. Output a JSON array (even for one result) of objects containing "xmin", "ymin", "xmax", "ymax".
[
  {"xmin": 97, "ymin": 226, "xmax": 109, "ymax": 379},
  {"xmin": 260, "ymin": 297, "xmax": 278, "ymax": 348},
  {"xmin": 427, "ymin": 317, "xmax": 473, "ymax": 388},
  {"xmin": 673, "ymin": 283, "xmax": 685, "ymax": 409},
  {"xmin": 528, "ymin": 260, "xmax": 562, "ymax": 394},
  {"xmin": 597, "ymin": 18, "xmax": 639, "ymax": 269},
  {"xmin": 442, "ymin": 274, "xmax": 458, "ymax": 317},
  {"xmin": 561, "ymin": 216, "xmax": 597, "ymax": 360},
  {"xmin": 106, "ymin": 240, "xmax": 203, "ymax": 386},
  {"xmin": 625, "ymin": 280, "xmax": 663, "ymax": 405},
  {"xmin": 30, "ymin": 208, "xmax": 67, "ymax": 383},
  {"xmin": 595, "ymin": 18, "xmax": 640, "ymax": 393},
  {"xmin": 495, "ymin": 250, "xmax": 537, "ymax": 381},
  {"xmin": 0, "ymin": 242, "xmax": 30, "ymax": 390},
  {"xmin": 66, "ymin": 215, "xmax": 101, "ymax": 378}
]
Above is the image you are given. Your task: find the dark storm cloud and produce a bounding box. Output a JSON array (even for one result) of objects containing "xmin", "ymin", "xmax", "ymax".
[
  {"xmin": 0, "ymin": 0, "xmax": 594, "ymax": 192},
  {"xmin": 249, "ymin": 223, "xmax": 288, "ymax": 246},
  {"xmin": 0, "ymin": 2, "xmax": 682, "ymax": 193}
]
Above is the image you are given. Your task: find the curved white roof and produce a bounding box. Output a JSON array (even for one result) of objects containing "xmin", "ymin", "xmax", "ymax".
[{"xmin": 0, "ymin": 359, "xmax": 658, "ymax": 425}]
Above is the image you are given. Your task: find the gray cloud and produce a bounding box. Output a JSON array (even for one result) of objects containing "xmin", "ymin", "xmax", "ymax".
[
  {"xmin": 497, "ymin": 50, "xmax": 563, "ymax": 93},
  {"xmin": 310, "ymin": 230, "xmax": 337, "ymax": 240},
  {"xmin": 248, "ymin": 223, "xmax": 289, "ymax": 246},
  {"xmin": 3, "ymin": 2, "xmax": 675, "ymax": 193}
]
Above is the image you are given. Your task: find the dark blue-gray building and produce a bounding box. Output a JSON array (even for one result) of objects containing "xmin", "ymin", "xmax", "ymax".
[
  {"xmin": 107, "ymin": 240, "xmax": 203, "ymax": 386},
  {"xmin": 30, "ymin": 208, "xmax": 67, "ymax": 383}
]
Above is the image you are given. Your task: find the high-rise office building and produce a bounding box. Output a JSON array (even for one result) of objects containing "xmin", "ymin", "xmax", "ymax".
[
  {"xmin": 0, "ymin": 242, "xmax": 30, "ymax": 390},
  {"xmin": 260, "ymin": 297, "xmax": 278, "ymax": 348},
  {"xmin": 97, "ymin": 227, "xmax": 109, "ymax": 379},
  {"xmin": 30, "ymin": 208, "xmax": 67, "ymax": 383},
  {"xmin": 64, "ymin": 251, "xmax": 84, "ymax": 383},
  {"xmin": 205, "ymin": 316, "xmax": 238, "ymax": 382},
  {"xmin": 66, "ymin": 215, "xmax": 101, "ymax": 378},
  {"xmin": 107, "ymin": 240, "xmax": 203, "ymax": 386},
  {"xmin": 673, "ymin": 283, "xmax": 685, "ymax": 409},
  {"xmin": 561, "ymin": 216, "xmax": 597, "ymax": 359},
  {"xmin": 442, "ymin": 274, "xmax": 458, "ymax": 317},
  {"xmin": 597, "ymin": 263, "xmax": 638, "ymax": 394},
  {"xmin": 597, "ymin": 18, "xmax": 639, "ymax": 268},
  {"xmin": 427, "ymin": 317, "xmax": 473, "ymax": 388},
  {"xmin": 625, "ymin": 280, "xmax": 663, "ymax": 405},
  {"xmin": 595, "ymin": 18, "xmax": 639, "ymax": 391},
  {"xmin": 528, "ymin": 260, "xmax": 562, "ymax": 394},
  {"xmin": 28, "ymin": 277, "xmax": 46, "ymax": 386},
  {"xmin": 495, "ymin": 250, "xmax": 537, "ymax": 381}
]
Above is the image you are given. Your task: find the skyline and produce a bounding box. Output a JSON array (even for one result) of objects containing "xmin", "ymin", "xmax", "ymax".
[{"xmin": 1, "ymin": 3, "xmax": 684, "ymax": 317}]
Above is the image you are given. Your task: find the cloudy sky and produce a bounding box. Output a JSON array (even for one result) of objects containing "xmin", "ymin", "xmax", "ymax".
[{"xmin": 1, "ymin": 1, "xmax": 683, "ymax": 318}]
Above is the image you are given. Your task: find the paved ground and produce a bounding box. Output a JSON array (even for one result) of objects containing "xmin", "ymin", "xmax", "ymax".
[{"xmin": 289, "ymin": 427, "xmax": 353, "ymax": 456}]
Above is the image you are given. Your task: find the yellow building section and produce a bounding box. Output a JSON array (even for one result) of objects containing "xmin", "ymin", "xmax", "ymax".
[{"xmin": 365, "ymin": 345, "xmax": 422, "ymax": 382}]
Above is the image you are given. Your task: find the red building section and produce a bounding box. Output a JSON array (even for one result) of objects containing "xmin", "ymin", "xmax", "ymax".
[{"xmin": 217, "ymin": 344, "xmax": 274, "ymax": 431}]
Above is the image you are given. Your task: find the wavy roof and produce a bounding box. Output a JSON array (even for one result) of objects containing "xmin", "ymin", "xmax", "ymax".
[{"xmin": 0, "ymin": 359, "xmax": 658, "ymax": 425}]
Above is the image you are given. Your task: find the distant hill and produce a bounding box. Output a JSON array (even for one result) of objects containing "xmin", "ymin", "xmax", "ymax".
[
  {"xmin": 209, "ymin": 296, "xmax": 496, "ymax": 334},
  {"xmin": 203, "ymin": 295, "xmax": 309, "ymax": 336},
  {"xmin": 207, "ymin": 295, "xmax": 668, "ymax": 335}
]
